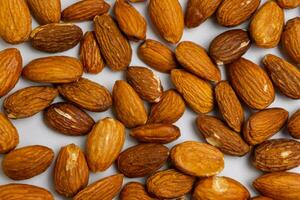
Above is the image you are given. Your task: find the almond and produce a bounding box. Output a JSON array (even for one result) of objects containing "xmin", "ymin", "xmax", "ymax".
[
  {"xmin": 86, "ymin": 118, "xmax": 125, "ymax": 172},
  {"xmin": 22, "ymin": 56, "xmax": 83, "ymax": 83},
  {"xmin": 288, "ymin": 109, "xmax": 300, "ymax": 139},
  {"xmin": 171, "ymin": 69, "xmax": 214, "ymax": 114},
  {"xmin": 228, "ymin": 58, "xmax": 275, "ymax": 110},
  {"xmin": 2, "ymin": 145, "xmax": 54, "ymax": 180},
  {"xmin": 27, "ymin": 0, "xmax": 61, "ymax": 24},
  {"xmin": 148, "ymin": 0, "xmax": 184, "ymax": 43},
  {"xmin": 277, "ymin": 0, "xmax": 300, "ymax": 8},
  {"xmin": 94, "ymin": 14, "xmax": 132, "ymax": 71},
  {"xmin": 243, "ymin": 108, "xmax": 289, "ymax": 145},
  {"xmin": 196, "ymin": 115, "xmax": 250, "ymax": 156},
  {"xmin": 0, "ymin": 48, "xmax": 22, "ymax": 97},
  {"xmin": 73, "ymin": 174, "xmax": 124, "ymax": 200},
  {"xmin": 0, "ymin": 113, "xmax": 19, "ymax": 154},
  {"xmin": 0, "ymin": 0, "xmax": 31, "ymax": 44},
  {"xmin": 252, "ymin": 197, "xmax": 273, "ymax": 200},
  {"xmin": 120, "ymin": 182, "xmax": 154, "ymax": 200},
  {"xmin": 62, "ymin": 0, "xmax": 110, "ymax": 22},
  {"xmin": 58, "ymin": 78, "xmax": 112, "ymax": 112},
  {"xmin": 146, "ymin": 169, "xmax": 196, "ymax": 199},
  {"xmin": 171, "ymin": 141, "xmax": 224, "ymax": 177},
  {"xmin": 4, "ymin": 86, "xmax": 58, "ymax": 119},
  {"xmin": 250, "ymin": 1, "xmax": 284, "ymax": 48},
  {"xmin": 44, "ymin": 102, "xmax": 95, "ymax": 136},
  {"xmin": 129, "ymin": 0, "xmax": 146, "ymax": 2},
  {"xmin": 263, "ymin": 54, "xmax": 300, "ymax": 99},
  {"xmin": 117, "ymin": 143, "xmax": 169, "ymax": 178}
]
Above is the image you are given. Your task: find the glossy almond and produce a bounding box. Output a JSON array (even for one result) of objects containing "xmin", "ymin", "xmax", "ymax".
[
  {"xmin": 27, "ymin": 0, "xmax": 61, "ymax": 24},
  {"xmin": 277, "ymin": 0, "xmax": 300, "ymax": 8},
  {"xmin": 171, "ymin": 69, "xmax": 214, "ymax": 114},
  {"xmin": 288, "ymin": 109, "xmax": 300, "ymax": 139},
  {"xmin": 228, "ymin": 58, "xmax": 275, "ymax": 110},
  {"xmin": 171, "ymin": 141, "xmax": 224, "ymax": 177},
  {"xmin": 4, "ymin": 86, "xmax": 58, "ymax": 119},
  {"xmin": 58, "ymin": 78, "xmax": 112, "ymax": 112},
  {"xmin": 243, "ymin": 108, "xmax": 289, "ymax": 145},
  {"xmin": 54, "ymin": 144, "xmax": 89, "ymax": 197},
  {"xmin": 0, "ymin": 113, "xmax": 19, "ymax": 154},
  {"xmin": 120, "ymin": 182, "xmax": 154, "ymax": 200},
  {"xmin": 2, "ymin": 145, "xmax": 54, "ymax": 180}
]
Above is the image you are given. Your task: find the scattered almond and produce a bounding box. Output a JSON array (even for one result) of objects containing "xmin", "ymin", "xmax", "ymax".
[
  {"xmin": 288, "ymin": 109, "xmax": 300, "ymax": 139},
  {"xmin": 120, "ymin": 182, "xmax": 154, "ymax": 200},
  {"xmin": 0, "ymin": 113, "xmax": 19, "ymax": 154},
  {"xmin": 277, "ymin": 0, "xmax": 300, "ymax": 8}
]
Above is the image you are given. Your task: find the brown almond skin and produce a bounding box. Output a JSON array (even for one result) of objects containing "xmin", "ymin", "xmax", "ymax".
[
  {"xmin": 23, "ymin": 56, "xmax": 83, "ymax": 84},
  {"xmin": 4, "ymin": 86, "xmax": 58, "ymax": 119},
  {"xmin": 73, "ymin": 174, "xmax": 124, "ymax": 200},
  {"xmin": 196, "ymin": 115, "xmax": 250, "ymax": 156},
  {"xmin": 148, "ymin": 0, "xmax": 184, "ymax": 44},
  {"xmin": 44, "ymin": 102, "xmax": 95, "ymax": 136},
  {"xmin": 252, "ymin": 197, "xmax": 273, "ymax": 200},
  {"xmin": 2, "ymin": 145, "xmax": 54, "ymax": 180},
  {"xmin": 263, "ymin": 54, "xmax": 300, "ymax": 99},
  {"xmin": 288, "ymin": 109, "xmax": 300, "ymax": 139},
  {"xmin": 0, "ymin": 48, "xmax": 22, "ymax": 97},
  {"xmin": 0, "ymin": 184, "xmax": 54, "ymax": 200},
  {"xmin": 209, "ymin": 29, "xmax": 251, "ymax": 65},
  {"xmin": 0, "ymin": 113, "xmax": 19, "ymax": 154},
  {"xmin": 253, "ymin": 172, "xmax": 300, "ymax": 200},
  {"xmin": 193, "ymin": 176, "xmax": 250, "ymax": 200},
  {"xmin": 62, "ymin": 0, "xmax": 110, "ymax": 22},
  {"xmin": 217, "ymin": 0, "xmax": 260, "ymax": 27},
  {"xmin": 228, "ymin": 58, "xmax": 275, "ymax": 110},
  {"xmin": 117, "ymin": 143, "xmax": 169, "ymax": 178},
  {"xmin": 94, "ymin": 14, "xmax": 132, "ymax": 71},
  {"xmin": 146, "ymin": 169, "xmax": 196, "ymax": 199},
  {"xmin": 243, "ymin": 108, "xmax": 289, "ymax": 145},
  {"xmin": 138, "ymin": 39, "xmax": 177, "ymax": 73},
  {"xmin": 54, "ymin": 144, "xmax": 89, "ymax": 197},
  {"xmin": 185, "ymin": 0, "xmax": 222, "ymax": 28},
  {"xmin": 277, "ymin": 0, "xmax": 300, "ymax": 8},
  {"xmin": 250, "ymin": 1, "xmax": 284, "ymax": 48},
  {"xmin": 80, "ymin": 31, "xmax": 105, "ymax": 74},
  {"xmin": 58, "ymin": 78, "xmax": 112, "ymax": 112},
  {"xmin": 120, "ymin": 182, "xmax": 154, "ymax": 200}
]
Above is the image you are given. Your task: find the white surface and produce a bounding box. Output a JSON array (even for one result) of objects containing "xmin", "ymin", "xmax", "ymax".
[{"xmin": 0, "ymin": 0, "xmax": 299, "ymax": 199}]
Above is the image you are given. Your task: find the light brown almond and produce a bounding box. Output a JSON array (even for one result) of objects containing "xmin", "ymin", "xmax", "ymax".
[
  {"xmin": 0, "ymin": 113, "xmax": 19, "ymax": 154},
  {"xmin": 288, "ymin": 109, "xmax": 300, "ymax": 139},
  {"xmin": 120, "ymin": 182, "xmax": 154, "ymax": 200}
]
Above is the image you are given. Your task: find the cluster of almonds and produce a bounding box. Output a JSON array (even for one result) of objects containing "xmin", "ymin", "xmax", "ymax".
[{"xmin": 0, "ymin": 0, "xmax": 299, "ymax": 199}]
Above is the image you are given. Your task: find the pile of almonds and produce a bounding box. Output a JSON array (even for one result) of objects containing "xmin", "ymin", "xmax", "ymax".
[{"xmin": 0, "ymin": 0, "xmax": 299, "ymax": 199}]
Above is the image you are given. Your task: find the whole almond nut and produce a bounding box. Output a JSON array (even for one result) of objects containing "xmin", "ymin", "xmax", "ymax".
[
  {"xmin": 4, "ymin": 86, "xmax": 58, "ymax": 119},
  {"xmin": 58, "ymin": 78, "xmax": 112, "ymax": 112},
  {"xmin": 62, "ymin": 0, "xmax": 110, "ymax": 22},
  {"xmin": 117, "ymin": 143, "xmax": 169, "ymax": 178},
  {"xmin": 23, "ymin": 56, "xmax": 83, "ymax": 83},
  {"xmin": 228, "ymin": 58, "xmax": 275, "ymax": 110},
  {"xmin": 44, "ymin": 102, "xmax": 95, "ymax": 136},
  {"xmin": 252, "ymin": 197, "xmax": 273, "ymax": 200},
  {"xmin": 0, "ymin": 113, "xmax": 19, "ymax": 154},
  {"xmin": 120, "ymin": 182, "xmax": 154, "ymax": 200},
  {"xmin": 146, "ymin": 169, "xmax": 196, "ymax": 199},
  {"xmin": 86, "ymin": 118, "xmax": 125, "ymax": 172},
  {"xmin": 0, "ymin": 0, "xmax": 31, "ymax": 44},
  {"xmin": 94, "ymin": 14, "xmax": 132, "ymax": 71},
  {"xmin": 243, "ymin": 108, "xmax": 289, "ymax": 145},
  {"xmin": 288, "ymin": 109, "xmax": 300, "ymax": 139},
  {"xmin": 148, "ymin": 0, "xmax": 184, "ymax": 44},
  {"xmin": 250, "ymin": 1, "xmax": 284, "ymax": 48},
  {"xmin": 54, "ymin": 144, "xmax": 89, "ymax": 197},
  {"xmin": 2, "ymin": 145, "xmax": 54, "ymax": 180},
  {"xmin": 171, "ymin": 141, "xmax": 224, "ymax": 177},
  {"xmin": 171, "ymin": 69, "xmax": 214, "ymax": 114},
  {"xmin": 277, "ymin": 0, "xmax": 300, "ymax": 8}
]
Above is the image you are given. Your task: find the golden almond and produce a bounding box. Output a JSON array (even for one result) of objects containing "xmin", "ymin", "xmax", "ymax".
[
  {"xmin": 0, "ymin": 113, "xmax": 19, "ymax": 154},
  {"xmin": 27, "ymin": 0, "xmax": 61, "ymax": 24},
  {"xmin": 277, "ymin": 0, "xmax": 300, "ymax": 8},
  {"xmin": 288, "ymin": 109, "xmax": 300, "ymax": 139},
  {"xmin": 252, "ymin": 197, "xmax": 273, "ymax": 200},
  {"xmin": 120, "ymin": 182, "xmax": 154, "ymax": 200}
]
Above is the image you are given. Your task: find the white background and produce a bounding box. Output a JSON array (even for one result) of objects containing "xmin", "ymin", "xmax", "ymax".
[{"xmin": 0, "ymin": 0, "xmax": 299, "ymax": 199}]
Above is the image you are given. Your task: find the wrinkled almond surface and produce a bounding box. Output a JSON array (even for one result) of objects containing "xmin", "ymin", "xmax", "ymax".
[
  {"xmin": 0, "ymin": 113, "xmax": 19, "ymax": 154},
  {"xmin": 120, "ymin": 182, "xmax": 154, "ymax": 200},
  {"xmin": 277, "ymin": 0, "xmax": 300, "ymax": 8},
  {"xmin": 288, "ymin": 109, "xmax": 300, "ymax": 139}
]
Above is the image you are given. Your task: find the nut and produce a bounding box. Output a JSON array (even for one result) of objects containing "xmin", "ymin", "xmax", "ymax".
[
  {"xmin": 27, "ymin": 0, "xmax": 61, "ymax": 24},
  {"xmin": 120, "ymin": 182, "xmax": 154, "ymax": 200},
  {"xmin": 288, "ymin": 109, "xmax": 300, "ymax": 139},
  {"xmin": 0, "ymin": 113, "xmax": 19, "ymax": 154}
]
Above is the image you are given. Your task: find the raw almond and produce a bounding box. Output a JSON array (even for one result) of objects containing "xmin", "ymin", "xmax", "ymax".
[
  {"xmin": 288, "ymin": 109, "xmax": 300, "ymax": 139},
  {"xmin": 250, "ymin": 1, "xmax": 284, "ymax": 48},
  {"xmin": 22, "ymin": 56, "xmax": 83, "ymax": 83},
  {"xmin": 44, "ymin": 102, "xmax": 95, "ymax": 136},
  {"xmin": 196, "ymin": 115, "xmax": 250, "ymax": 156},
  {"xmin": 54, "ymin": 144, "xmax": 89, "ymax": 197},
  {"xmin": 120, "ymin": 182, "xmax": 154, "ymax": 200},
  {"xmin": 171, "ymin": 69, "xmax": 214, "ymax": 114},
  {"xmin": 94, "ymin": 14, "xmax": 132, "ymax": 71},
  {"xmin": 252, "ymin": 197, "xmax": 273, "ymax": 200},
  {"xmin": 117, "ymin": 143, "xmax": 169, "ymax": 178},
  {"xmin": 2, "ymin": 145, "xmax": 54, "ymax": 180},
  {"xmin": 243, "ymin": 108, "xmax": 289, "ymax": 145},
  {"xmin": 277, "ymin": 0, "xmax": 300, "ymax": 8},
  {"xmin": 171, "ymin": 141, "xmax": 224, "ymax": 177},
  {"xmin": 0, "ymin": 0, "xmax": 31, "ymax": 44},
  {"xmin": 86, "ymin": 118, "xmax": 125, "ymax": 172},
  {"xmin": 263, "ymin": 54, "xmax": 300, "ymax": 99},
  {"xmin": 193, "ymin": 176, "xmax": 250, "ymax": 200},
  {"xmin": 148, "ymin": 0, "xmax": 184, "ymax": 43},
  {"xmin": 4, "ymin": 86, "xmax": 58, "ymax": 119},
  {"xmin": 62, "ymin": 0, "xmax": 110, "ymax": 22},
  {"xmin": 146, "ymin": 169, "xmax": 196, "ymax": 199},
  {"xmin": 58, "ymin": 78, "xmax": 112, "ymax": 112},
  {"xmin": 129, "ymin": 0, "xmax": 145, "ymax": 2},
  {"xmin": 0, "ymin": 113, "xmax": 19, "ymax": 154},
  {"xmin": 228, "ymin": 58, "xmax": 275, "ymax": 110},
  {"xmin": 73, "ymin": 174, "xmax": 124, "ymax": 200}
]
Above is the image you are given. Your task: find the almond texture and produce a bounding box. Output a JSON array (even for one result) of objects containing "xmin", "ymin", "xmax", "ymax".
[
  {"xmin": 0, "ymin": 113, "xmax": 19, "ymax": 154},
  {"xmin": 120, "ymin": 182, "xmax": 154, "ymax": 200},
  {"xmin": 277, "ymin": 0, "xmax": 300, "ymax": 8},
  {"xmin": 288, "ymin": 109, "xmax": 300, "ymax": 139}
]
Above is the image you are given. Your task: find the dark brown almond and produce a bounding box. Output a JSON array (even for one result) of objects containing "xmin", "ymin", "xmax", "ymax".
[
  {"xmin": 120, "ymin": 182, "xmax": 154, "ymax": 200},
  {"xmin": 0, "ymin": 113, "xmax": 19, "ymax": 154},
  {"xmin": 288, "ymin": 109, "xmax": 300, "ymax": 139},
  {"xmin": 251, "ymin": 196, "xmax": 273, "ymax": 200}
]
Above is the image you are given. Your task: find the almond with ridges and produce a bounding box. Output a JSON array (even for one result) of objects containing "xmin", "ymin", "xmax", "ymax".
[
  {"xmin": 120, "ymin": 182, "xmax": 154, "ymax": 200},
  {"xmin": 277, "ymin": 0, "xmax": 300, "ymax": 8},
  {"xmin": 288, "ymin": 109, "xmax": 300, "ymax": 139},
  {"xmin": 252, "ymin": 197, "xmax": 273, "ymax": 200},
  {"xmin": 27, "ymin": 0, "xmax": 61, "ymax": 24},
  {"xmin": 0, "ymin": 113, "xmax": 19, "ymax": 154}
]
